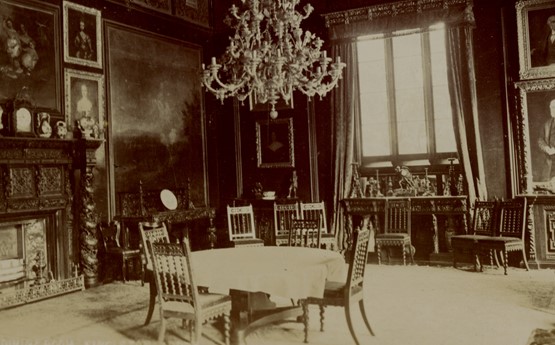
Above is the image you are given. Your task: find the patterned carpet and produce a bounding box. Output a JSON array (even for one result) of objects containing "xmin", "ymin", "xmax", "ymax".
[{"xmin": 0, "ymin": 264, "xmax": 553, "ymax": 345}]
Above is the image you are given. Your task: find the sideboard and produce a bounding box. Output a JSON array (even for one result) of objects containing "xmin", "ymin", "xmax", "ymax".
[{"xmin": 342, "ymin": 196, "xmax": 469, "ymax": 263}]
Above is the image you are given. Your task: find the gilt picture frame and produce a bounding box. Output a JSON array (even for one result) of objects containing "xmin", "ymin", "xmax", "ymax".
[
  {"xmin": 514, "ymin": 78, "xmax": 555, "ymax": 194},
  {"xmin": 0, "ymin": 0, "xmax": 61, "ymax": 111},
  {"xmin": 517, "ymin": 0, "xmax": 555, "ymax": 80},
  {"xmin": 64, "ymin": 69, "xmax": 105, "ymax": 138},
  {"xmin": 63, "ymin": 1, "xmax": 102, "ymax": 69},
  {"xmin": 256, "ymin": 117, "xmax": 295, "ymax": 168}
]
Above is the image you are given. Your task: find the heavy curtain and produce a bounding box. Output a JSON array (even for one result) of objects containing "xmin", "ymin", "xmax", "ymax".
[
  {"xmin": 326, "ymin": 0, "xmax": 484, "ymax": 252},
  {"xmin": 446, "ymin": 13, "xmax": 488, "ymax": 203},
  {"xmin": 330, "ymin": 41, "xmax": 359, "ymax": 252}
]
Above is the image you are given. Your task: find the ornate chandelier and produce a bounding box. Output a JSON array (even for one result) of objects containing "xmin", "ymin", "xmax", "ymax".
[{"xmin": 200, "ymin": 0, "xmax": 346, "ymax": 119}]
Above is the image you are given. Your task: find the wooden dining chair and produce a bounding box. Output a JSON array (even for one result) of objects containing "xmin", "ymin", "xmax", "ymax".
[
  {"xmin": 139, "ymin": 220, "xmax": 170, "ymax": 326},
  {"xmin": 375, "ymin": 198, "xmax": 414, "ymax": 265},
  {"xmin": 452, "ymin": 200, "xmax": 499, "ymax": 271},
  {"xmin": 301, "ymin": 228, "xmax": 374, "ymax": 344},
  {"xmin": 299, "ymin": 201, "xmax": 335, "ymax": 250},
  {"xmin": 98, "ymin": 220, "xmax": 141, "ymax": 283},
  {"xmin": 273, "ymin": 202, "xmax": 300, "ymax": 246},
  {"xmin": 476, "ymin": 198, "xmax": 530, "ymax": 275},
  {"xmin": 149, "ymin": 239, "xmax": 231, "ymax": 344},
  {"xmin": 289, "ymin": 219, "xmax": 320, "ymax": 247},
  {"xmin": 227, "ymin": 204, "xmax": 264, "ymax": 247}
]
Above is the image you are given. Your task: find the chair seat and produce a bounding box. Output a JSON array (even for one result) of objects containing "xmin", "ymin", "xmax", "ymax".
[
  {"xmin": 375, "ymin": 233, "xmax": 410, "ymax": 240},
  {"xmin": 106, "ymin": 247, "xmax": 141, "ymax": 257},
  {"xmin": 451, "ymin": 234, "xmax": 493, "ymax": 241},
  {"xmin": 316, "ymin": 280, "xmax": 362, "ymax": 300},
  {"xmin": 477, "ymin": 237, "xmax": 522, "ymax": 245},
  {"xmin": 451, "ymin": 235, "xmax": 493, "ymax": 248},
  {"xmin": 275, "ymin": 235, "xmax": 290, "ymax": 246},
  {"xmin": 164, "ymin": 293, "xmax": 232, "ymax": 314},
  {"xmin": 233, "ymin": 238, "xmax": 265, "ymax": 246}
]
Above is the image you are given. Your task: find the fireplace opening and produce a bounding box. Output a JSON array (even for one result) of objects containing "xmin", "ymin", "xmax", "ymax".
[
  {"xmin": 0, "ymin": 218, "xmax": 48, "ymax": 288},
  {"xmin": 0, "ymin": 223, "xmax": 24, "ymax": 284}
]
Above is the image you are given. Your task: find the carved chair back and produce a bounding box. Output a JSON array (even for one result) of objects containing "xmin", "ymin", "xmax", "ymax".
[
  {"xmin": 99, "ymin": 221, "xmax": 122, "ymax": 251},
  {"xmin": 273, "ymin": 202, "xmax": 300, "ymax": 246},
  {"xmin": 150, "ymin": 240, "xmax": 199, "ymax": 315},
  {"xmin": 384, "ymin": 198, "xmax": 411, "ymax": 235},
  {"xmin": 227, "ymin": 204, "xmax": 257, "ymax": 241},
  {"xmin": 290, "ymin": 219, "xmax": 320, "ymax": 247},
  {"xmin": 471, "ymin": 200, "xmax": 499, "ymax": 236},
  {"xmin": 139, "ymin": 221, "xmax": 170, "ymax": 271},
  {"xmin": 299, "ymin": 201, "xmax": 329, "ymax": 235},
  {"xmin": 497, "ymin": 198, "xmax": 527, "ymax": 240},
  {"xmin": 347, "ymin": 228, "xmax": 371, "ymax": 300}
]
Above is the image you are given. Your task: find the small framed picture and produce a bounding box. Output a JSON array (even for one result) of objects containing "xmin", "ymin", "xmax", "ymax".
[
  {"xmin": 63, "ymin": 1, "xmax": 102, "ymax": 68},
  {"xmin": 64, "ymin": 69, "xmax": 105, "ymax": 138},
  {"xmin": 255, "ymin": 117, "xmax": 295, "ymax": 168},
  {"xmin": 517, "ymin": 0, "xmax": 555, "ymax": 79}
]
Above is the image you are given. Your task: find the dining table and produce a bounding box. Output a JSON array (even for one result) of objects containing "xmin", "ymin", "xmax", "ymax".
[{"xmin": 191, "ymin": 246, "xmax": 346, "ymax": 345}]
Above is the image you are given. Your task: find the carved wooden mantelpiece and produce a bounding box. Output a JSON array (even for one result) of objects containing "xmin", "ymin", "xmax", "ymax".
[
  {"xmin": 0, "ymin": 138, "xmax": 73, "ymax": 214},
  {"xmin": 0, "ymin": 137, "xmax": 97, "ymax": 309}
]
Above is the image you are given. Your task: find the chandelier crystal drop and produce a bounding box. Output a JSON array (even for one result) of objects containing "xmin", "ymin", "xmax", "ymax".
[{"xmin": 200, "ymin": 0, "xmax": 346, "ymax": 119}]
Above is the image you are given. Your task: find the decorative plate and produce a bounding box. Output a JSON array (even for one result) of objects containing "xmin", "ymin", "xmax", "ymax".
[{"xmin": 160, "ymin": 189, "xmax": 178, "ymax": 210}]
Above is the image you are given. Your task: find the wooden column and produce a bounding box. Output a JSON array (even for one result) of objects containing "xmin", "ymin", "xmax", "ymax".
[{"xmin": 76, "ymin": 139, "xmax": 103, "ymax": 288}]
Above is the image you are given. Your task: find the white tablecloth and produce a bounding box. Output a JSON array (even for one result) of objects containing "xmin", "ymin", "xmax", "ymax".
[{"xmin": 191, "ymin": 247, "xmax": 346, "ymax": 300}]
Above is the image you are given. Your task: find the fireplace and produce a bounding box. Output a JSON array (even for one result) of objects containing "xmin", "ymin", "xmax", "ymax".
[
  {"xmin": 0, "ymin": 217, "xmax": 57, "ymax": 286},
  {"xmin": 0, "ymin": 138, "xmax": 94, "ymax": 309},
  {"xmin": 0, "ymin": 222, "xmax": 24, "ymax": 284}
]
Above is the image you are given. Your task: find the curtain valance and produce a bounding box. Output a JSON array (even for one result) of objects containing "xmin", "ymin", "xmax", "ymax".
[{"xmin": 323, "ymin": 0, "xmax": 474, "ymax": 41}]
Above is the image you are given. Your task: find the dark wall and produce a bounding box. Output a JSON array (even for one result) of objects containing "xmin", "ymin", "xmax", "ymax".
[
  {"xmin": 212, "ymin": 0, "xmax": 516, "ymax": 208},
  {"xmin": 46, "ymin": 0, "xmax": 520, "ymax": 231}
]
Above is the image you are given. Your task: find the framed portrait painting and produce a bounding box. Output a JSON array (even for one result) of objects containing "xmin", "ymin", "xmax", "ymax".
[
  {"xmin": 63, "ymin": 1, "xmax": 102, "ymax": 69},
  {"xmin": 0, "ymin": 0, "xmax": 61, "ymax": 111},
  {"xmin": 256, "ymin": 117, "xmax": 295, "ymax": 168},
  {"xmin": 105, "ymin": 22, "xmax": 208, "ymax": 210},
  {"xmin": 517, "ymin": 0, "xmax": 555, "ymax": 79},
  {"xmin": 64, "ymin": 69, "xmax": 105, "ymax": 137},
  {"xmin": 514, "ymin": 78, "xmax": 555, "ymax": 194}
]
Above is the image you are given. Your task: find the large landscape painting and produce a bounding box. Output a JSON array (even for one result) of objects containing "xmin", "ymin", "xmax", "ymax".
[{"xmin": 106, "ymin": 22, "xmax": 208, "ymax": 209}]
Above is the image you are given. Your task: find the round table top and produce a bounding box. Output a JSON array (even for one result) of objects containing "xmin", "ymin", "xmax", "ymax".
[{"xmin": 191, "ymin": 246, "xmax": 346, "ymax": 299}]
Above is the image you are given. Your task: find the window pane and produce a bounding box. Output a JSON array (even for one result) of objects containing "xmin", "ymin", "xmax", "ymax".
[
  {"xmin": 356, "ymin": 24, "xmax": 457, "ymax": 160},
  {"xmin": 430, "ymin": 29, "xmax": 448, "ymax": 87},
  {"xmin": 396, "ymin": 89, "xmax": 427, "ymax": 154},
  {"xmin": 357, "ymin": 37, "xmax": 385, "ymax": 62},
  {"xmin": 430, "ymin": 28, "xmax": 456, "ymax": 153},
  {"xmin": 360, "ymin": 91, "xmax": 390, "ymax": 156},
  {"xmin": 392, "ymin": 34, "xmax": 423, "ymax": 90},
  {"xmin": 433, "ymin": 87, "xmax": 457, "ymax": 152},
  {"xmin": 358, "ymin": 37, "xmax": 389, "ymax": 156},
  {"xmin": 392, "ymin": 33, "xmax": 427, "ymax": 154}
]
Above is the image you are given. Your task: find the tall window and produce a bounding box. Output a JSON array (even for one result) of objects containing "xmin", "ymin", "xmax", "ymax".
[{"xmin": 357, "ymin": 24, "xmax": 456, "ymax": 167}]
